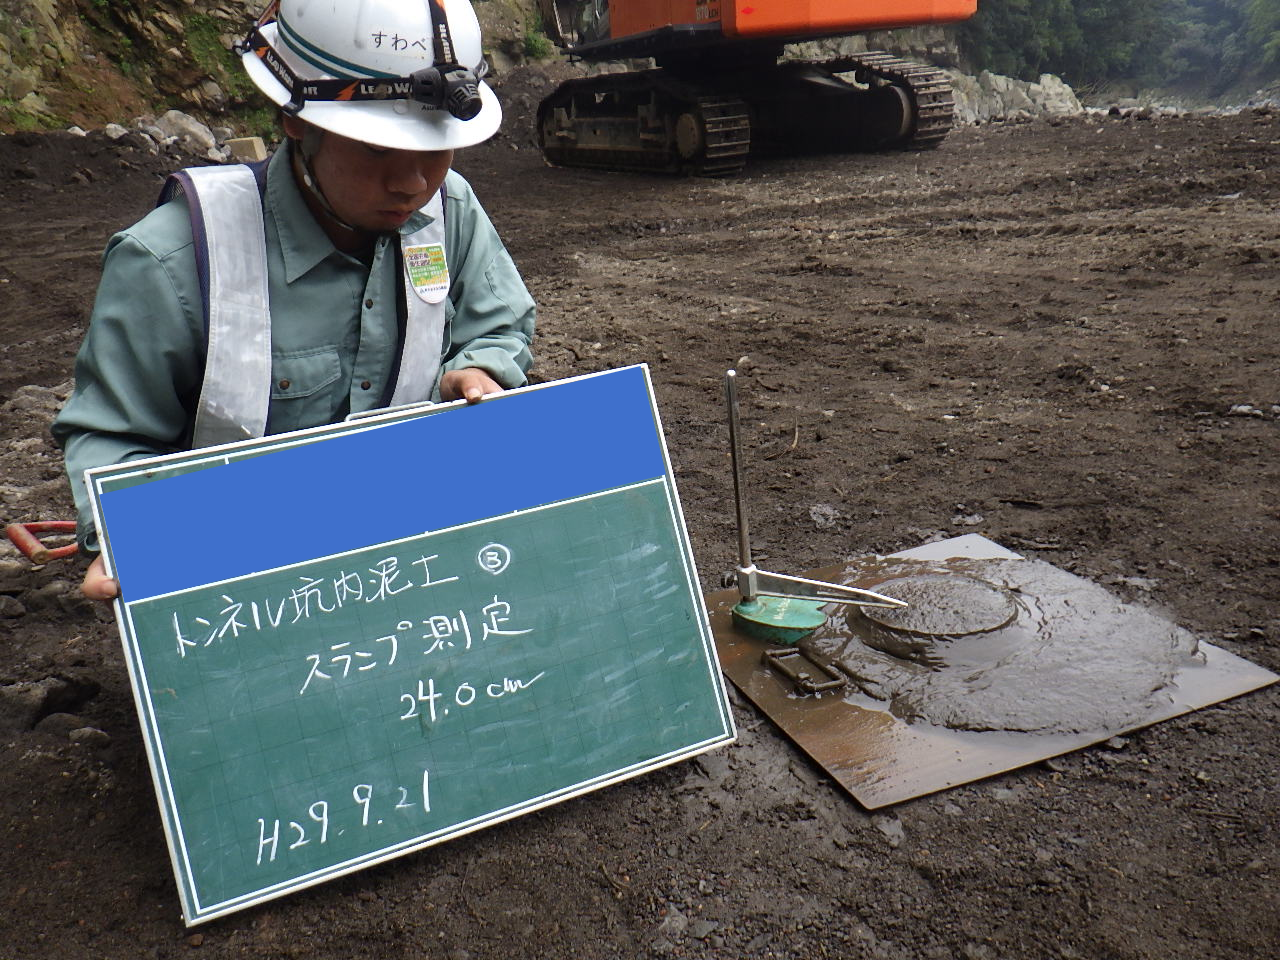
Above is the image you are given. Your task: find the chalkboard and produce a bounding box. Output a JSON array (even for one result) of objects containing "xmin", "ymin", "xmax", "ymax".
[{"xmin": 86, "ymin": 365, "xmax": 735, "ymax": 925}]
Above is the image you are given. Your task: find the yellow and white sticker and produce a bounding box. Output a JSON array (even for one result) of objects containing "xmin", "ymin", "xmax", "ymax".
[{"xmin": 403, "ymin": 243, "xmax": 449, "ymax": 303}]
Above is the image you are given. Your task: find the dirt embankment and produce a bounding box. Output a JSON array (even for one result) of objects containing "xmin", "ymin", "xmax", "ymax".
[{"xmin": 1, "ymin": 90, "xmax": 1278, "ymax": 959}]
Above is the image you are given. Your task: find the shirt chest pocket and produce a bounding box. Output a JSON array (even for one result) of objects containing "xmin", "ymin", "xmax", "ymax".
[{"xmin": 267, "ymin": 346, "xmax": 343, "ymax": 434}]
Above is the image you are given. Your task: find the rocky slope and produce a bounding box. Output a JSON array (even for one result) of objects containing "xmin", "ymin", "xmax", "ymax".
[{"xmin": 0, "ymin": 0, "xmax": 543, "ymax": 134}]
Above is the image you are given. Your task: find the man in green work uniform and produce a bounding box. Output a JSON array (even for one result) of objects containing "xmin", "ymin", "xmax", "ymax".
[{"xmin": 53, "ymin": 0, "xmax": 534, "ymax": 601}]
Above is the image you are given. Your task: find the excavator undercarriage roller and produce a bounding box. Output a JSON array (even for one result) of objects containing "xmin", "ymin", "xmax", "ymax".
[
  {"xmin": 538, "ymin": 73, "xmax": 750, "ymax": 175},
  {"xmin": 822, "ymin": 51, "xmax": 956, "ymax": 150},
  {"xmin": 537, "ymin": 52, "xmax": 955, "ymax": 175}
]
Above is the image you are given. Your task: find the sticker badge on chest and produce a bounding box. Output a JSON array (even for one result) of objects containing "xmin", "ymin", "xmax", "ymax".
[{"xmin": 403, "ymin": 243, "xmax": 449, "ymax": 303}]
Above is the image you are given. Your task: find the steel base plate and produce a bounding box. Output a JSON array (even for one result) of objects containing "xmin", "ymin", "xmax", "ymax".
[{"xmin": 708, "ymin": 535, "xmax": 1278, "ymax": 808}]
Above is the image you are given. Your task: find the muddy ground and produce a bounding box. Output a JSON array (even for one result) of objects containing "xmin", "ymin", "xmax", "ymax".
[{"xmin": 0, "ymin": 79, "xmax": 1277, "ymax": 959}]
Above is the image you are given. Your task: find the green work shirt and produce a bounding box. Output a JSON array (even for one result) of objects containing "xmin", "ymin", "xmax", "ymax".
[{"xmin": 52, "ymin": 144, "xmax": 535, "ymax": 552}]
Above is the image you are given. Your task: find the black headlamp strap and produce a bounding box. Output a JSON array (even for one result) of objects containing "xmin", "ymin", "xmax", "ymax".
[
  {"xmin": 426, "ymin": 0, "xmax": 457, "ymax": 67},
  {"xmin": 238, "ymin": 1, "xmax": 483, "ymax": 119},
  {"xmin": 422, "ymin": 0, "xmax": 485, "ymax": 122}
]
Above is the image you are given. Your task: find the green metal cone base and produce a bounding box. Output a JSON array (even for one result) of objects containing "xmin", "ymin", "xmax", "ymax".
[{"xmin": 731, "ymin": 596, "xmax": 828, "ymax": 645}]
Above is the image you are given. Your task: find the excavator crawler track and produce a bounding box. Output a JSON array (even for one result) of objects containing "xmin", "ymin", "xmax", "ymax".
[
  {"xmin": 803, "ymin": 51, "xmax": 956, "ymax": 150},
  {"xmin": 536, "ymin": 52, "xmax": 954, "ymax": 175},
  {"xmin": 689, "ymin": 97, "xmax": 752, "ymax": 175},
  {"xmin": 537, "ymin": 72, "xmax": 750, "ymax": 176}
]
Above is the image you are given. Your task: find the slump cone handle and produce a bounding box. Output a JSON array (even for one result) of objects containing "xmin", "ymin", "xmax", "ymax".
[{"xmin": 724, "ymin": 370, "xmax": 827, "ymax": 644}]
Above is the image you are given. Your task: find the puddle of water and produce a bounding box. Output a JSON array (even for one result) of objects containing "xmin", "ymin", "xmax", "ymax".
[{"xmin": 802, "ymin": 557, "xmax": 1204, "ymax": 736}]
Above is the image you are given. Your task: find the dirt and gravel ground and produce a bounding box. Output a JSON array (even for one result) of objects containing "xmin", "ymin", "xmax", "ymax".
[{"xmin": 1, "ymin": 77, "xmax": 1277, "ymax": 959}]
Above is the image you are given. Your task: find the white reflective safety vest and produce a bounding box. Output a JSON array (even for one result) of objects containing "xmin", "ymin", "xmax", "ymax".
[{"xmin": 159, "ymin": 163, "xmax": 447, "ymax": 449}]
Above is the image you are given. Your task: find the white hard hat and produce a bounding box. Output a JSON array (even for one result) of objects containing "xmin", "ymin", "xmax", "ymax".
[{"xmin": 240, "ymin": 0, "xmax": 501, "ymax": 151}]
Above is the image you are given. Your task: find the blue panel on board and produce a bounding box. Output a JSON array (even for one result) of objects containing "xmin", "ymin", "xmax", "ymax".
[{"xmin": 97, "ymin": 367, "xmax": 665, "ymax": 601}]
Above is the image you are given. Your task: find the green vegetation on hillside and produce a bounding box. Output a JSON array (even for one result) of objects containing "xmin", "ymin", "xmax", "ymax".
[
  {"xmin": 185, "ymin": 13, "xmax": 253, "ymax": 99},
  {"xmin": 523, "ymin": 9, "xmax": 554, "ymax": 59},
  {"xmin": 959, "ymin": 0, "xmax": 1280, "ymax": 95},
  {"xmin": 1257, "ymin": 0, "xmax": 1280, "ymax": 63}
]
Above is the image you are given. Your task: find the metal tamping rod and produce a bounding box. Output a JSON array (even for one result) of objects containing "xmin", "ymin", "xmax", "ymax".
[
  {"xmin": 722, "ymin": 368, "xmax": 905, "ymax": 614},
  {"xmin": 725, "ymin": 369, "xmax": 753, "ymax": 576}
]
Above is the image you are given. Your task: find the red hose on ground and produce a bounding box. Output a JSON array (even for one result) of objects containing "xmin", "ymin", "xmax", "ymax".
[{"xmin": 5, "ymin": 521, "xmax": 79, "ymax": 564}]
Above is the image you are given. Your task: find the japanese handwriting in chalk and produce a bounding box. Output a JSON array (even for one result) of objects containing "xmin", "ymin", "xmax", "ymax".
[
  {"xmin": 480, "ymin": 596, "xmax": 532, "ymax": 641},
  {"xmin": 167, "ymin": 541, "xmax": 548, "ymax": 715},
  {"xmin": 255, "ymin": 770, "xmax": 432, "ymax": 866},
  {"xmin": 422, "ymin": 610, "xmax": 472, "ymax": 655},
  {"xmin": 298, "ymin": 621, "xmax": 411, "ymax": 696},
  {"xmin": 173, "ymin": 594, "xmax": 259, "ymax": 656},
  {"xmin": 400, "ymin": 671, "xmax": 545, "ymax": 725},
  {"xmin": 477, "ymin": 543, "xmax": 511, "ymax": 575},
  {"xmin": 412, "ymin": 554, "xmax": 460, "ymax": 589},
  {"xmin": 365, "ymin": 557, "xmax": 413, "ymax": 603},
  {"xmin": 296, "ymin": 593, "xmax": 541, "ymax": 704},
  {"xmin": 167, "ymin": 549, "xmax": 468, "ymax": 659},
  {"xmin": 333, "ymin": 569, "xmax": 364, "ymax": 606},
  {"xmin": 290, "ymin": 575, "xmax": 338, "ymax": 621}
]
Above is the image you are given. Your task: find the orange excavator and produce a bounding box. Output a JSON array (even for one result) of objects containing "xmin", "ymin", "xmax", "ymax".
[{"xmin": 535, "ymin": 0, "xmax": 977, "ymax": 174}]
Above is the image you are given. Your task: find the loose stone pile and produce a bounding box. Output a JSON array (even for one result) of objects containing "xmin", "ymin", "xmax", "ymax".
[{"xmin": 67, "ymin": 109, "xmax": 237, "ymax": 163}]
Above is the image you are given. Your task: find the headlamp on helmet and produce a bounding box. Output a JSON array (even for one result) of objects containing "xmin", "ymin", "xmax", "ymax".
[
  {"xmin": 410, "ymin": 64, "xmax": 484, "ymax": 122},
  {"xmin": 238, "ymin": 0, "xmax": 485, "ymax": 123}
]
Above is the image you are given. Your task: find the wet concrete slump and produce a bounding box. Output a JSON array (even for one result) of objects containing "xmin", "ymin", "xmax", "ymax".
[
  {"xmin": 707, "ymin": 537, "xmax": 1278, "ymax": 807},
  {"xmin": 805, "ymin": 557, "xmax": 1203, "ymax": 736}
]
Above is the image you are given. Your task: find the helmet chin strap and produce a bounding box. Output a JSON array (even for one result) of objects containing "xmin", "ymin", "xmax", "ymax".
[{"xmin": 292, "ymin": 127, "xmax": 367, "ymax": 239}]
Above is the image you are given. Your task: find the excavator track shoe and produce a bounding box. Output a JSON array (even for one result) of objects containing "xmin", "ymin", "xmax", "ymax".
[{"xmin": 537, "ymin": 72, "xmax": 750, "ymax": 176}]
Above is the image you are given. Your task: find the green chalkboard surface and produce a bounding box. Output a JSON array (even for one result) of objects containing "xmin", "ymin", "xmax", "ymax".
[{"xmin": 86, "ymin": 366, "xmax": 735, "ymax": 925}]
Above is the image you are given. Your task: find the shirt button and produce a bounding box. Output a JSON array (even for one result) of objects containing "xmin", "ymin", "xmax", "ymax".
[
  {"xmin": 360, "ymin": 380, "xmax": 372, "ymax": 390},
  {"xmin": 364, "ymin": 299, "xmax": 374, "ymax": 308},
  {"xmin": 278, "ymin": 379, "xmax": 291, "ymax": 390}
]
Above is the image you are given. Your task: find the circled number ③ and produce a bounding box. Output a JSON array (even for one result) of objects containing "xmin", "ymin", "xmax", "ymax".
[{"xmin": 477, "ymin": 543, "xmax": 511, "ymax": 576}]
